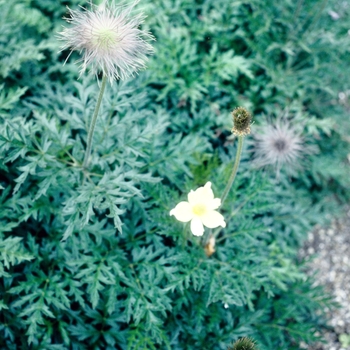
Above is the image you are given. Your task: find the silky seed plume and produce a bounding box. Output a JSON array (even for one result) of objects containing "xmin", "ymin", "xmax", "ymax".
[
  {"xmin": 58, "ymin": 0, "xmax": 154, "ymax": 82},
  {"xmin": 251, "ymin": 117, "xmax": 306, "ymax": 177}
]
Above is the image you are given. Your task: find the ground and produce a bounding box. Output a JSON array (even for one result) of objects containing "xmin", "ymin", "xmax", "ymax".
[{"xmin": 300, "ymin": 208, "xmax": 350, "ymax": 350}]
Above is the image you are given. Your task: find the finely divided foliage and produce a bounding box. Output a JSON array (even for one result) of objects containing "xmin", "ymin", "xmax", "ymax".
[{"xmin": 0, "ymin": 0, "xmax": 349, "ymax": 349}]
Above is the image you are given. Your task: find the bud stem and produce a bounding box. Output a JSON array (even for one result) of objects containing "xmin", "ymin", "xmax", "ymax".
[
  {"xmin": 221, "ymin": 135, "xmax": 244, "ymax": 206},
  {"xmin": 83, "ymin": 74, "xmax": 108, "ymax": 168}
]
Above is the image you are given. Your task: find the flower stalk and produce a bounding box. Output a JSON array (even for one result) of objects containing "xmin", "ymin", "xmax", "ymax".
[
  {"xmin": 220, "ymin": 135, "xmax": 244, "ymax": 206},
  {"xmin": 220, "ymin": 107, "xmax": 251, "ymax": 206},
  {"xmin": 82, "ymin": 74, "xmax": 107, "ymax": 168}
]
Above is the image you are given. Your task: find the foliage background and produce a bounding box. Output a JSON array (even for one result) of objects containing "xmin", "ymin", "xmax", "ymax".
[{"xmin": 0, "ymin": 0, "xmax": 349, "ymax": 349}]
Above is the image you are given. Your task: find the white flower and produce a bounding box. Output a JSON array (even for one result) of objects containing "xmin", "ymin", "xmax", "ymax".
[
  {"xmin": 58, "ymin": 0, "xmax": 154, "ymax": 82},
  {"xmin": 170, "ymin": 182, "xmax": 226, "ymax": 237}
]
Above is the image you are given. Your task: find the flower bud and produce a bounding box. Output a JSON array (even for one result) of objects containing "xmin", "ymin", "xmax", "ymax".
[
  {"xmin": 227, "ymin": 337, "xmax": 258, "ymax": 350},
  {"xmin": 231, "ymin": 107, "xmax": 252, "ymax": 136}
]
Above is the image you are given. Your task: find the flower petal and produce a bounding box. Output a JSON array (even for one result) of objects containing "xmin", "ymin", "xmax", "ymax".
[
  {"xmin": 207, "ymin": 198, "xmax": 221, "ymax": 210},
  {"xmin": 201, "ymin": 210, "xmax": 226, "ymax": 229},
  {"xmin": 170, "ymin": 201, "xmax": 194, "ymax": 222},
  {"xmin": 187, "ymin": 190, "xmax": 198, "ymax": 205},
  {"xmin": 188, "ymin": 181, "xmax": 214, "ymax": 205},
  {"xmin": 190, "ymin": 217, "xmax": 204, "ymax": 236}
]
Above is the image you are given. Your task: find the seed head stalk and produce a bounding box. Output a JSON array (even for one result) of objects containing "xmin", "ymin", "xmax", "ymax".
[
  {"xmin": 220, "ymin": 135, "xmax": 244, "ymax": 206},
  {"xmin": 220, "ymin": 107, "xmax": 251, "ymax": 206},
  {"xmin": 83, "ymin": 74, "xmax": 107, "ymax": 169}
]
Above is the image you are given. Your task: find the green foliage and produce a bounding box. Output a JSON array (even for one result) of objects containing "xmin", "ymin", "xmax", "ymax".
[
  {"xmin": 0, "ymin": 236, "xmax": 33, "ymax": 278},
  {"xmin": 0, "ymin": 0, "xmax": 349, "ymax": 349}
]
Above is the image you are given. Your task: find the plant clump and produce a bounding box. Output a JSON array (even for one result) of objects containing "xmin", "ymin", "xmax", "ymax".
[{"xmin": 0, "ymin": 0, "xmax": 349, "ymax": 349}]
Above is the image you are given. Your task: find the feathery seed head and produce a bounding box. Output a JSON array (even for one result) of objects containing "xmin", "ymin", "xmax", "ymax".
[
  {"xmin": 58, "ymin": 0, "xmax": 154, "ymax": 82},
  {"xmin": 227, "ymin": 337, "xmax": 258, "ymax": 350},
  {"xmin": 252, "ymin": 118, "xmax": 305, "ymax": 177},
  {"xmin": 231, "ymin": 107, "xmax": 252, "ymax": 136}
]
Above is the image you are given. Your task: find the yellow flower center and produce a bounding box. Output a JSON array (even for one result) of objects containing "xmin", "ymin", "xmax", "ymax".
[{"xmin": 192, "ymin": 204, "xmax": 207, "ymax": 216}]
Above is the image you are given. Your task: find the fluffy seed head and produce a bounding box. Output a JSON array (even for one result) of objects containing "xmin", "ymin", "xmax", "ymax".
[
  {"xmin": 58, "ymin": 0, "xmax": 154, "ymax": 82},
  {"xmin": 231, "ymin": 107, "xmax": 252, "ymax": 136},
  {"xmin": 252, "ymin": 118, "xmax": 305, "ymax": 177}
]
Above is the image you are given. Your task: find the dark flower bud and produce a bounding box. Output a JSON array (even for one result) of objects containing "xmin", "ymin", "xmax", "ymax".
[
  {"xmin": 227, "ymin": 337, "xmax": 258, "ymax": 350},
  {"xmin": 231, "ymin": 107, "xmax": 252, "ymax": 136}
]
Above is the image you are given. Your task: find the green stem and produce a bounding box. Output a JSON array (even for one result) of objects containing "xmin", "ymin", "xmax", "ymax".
[
  {"xmin": 220, "ymin": 136, "xmax": 244, "ymax": 207},
  {"xmin": 83, "ymin": 74, "xmax": 108, "ymax": 168},
  {"xmin": 304, "ymin": 0, "xmax": 328, "ymax": 35}
]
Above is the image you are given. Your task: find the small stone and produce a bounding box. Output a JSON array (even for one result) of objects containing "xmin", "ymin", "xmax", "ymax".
[
  {"xmin": 328, "ymin": 229, "xmax": 335, "ymax": 236},
  {"xmin": 308, "ymin": 247, "xmax": 315, "ymax": 254},
  {"xmin": 338, "ymin": 320, "xmax": 345, "ymax": 327}
]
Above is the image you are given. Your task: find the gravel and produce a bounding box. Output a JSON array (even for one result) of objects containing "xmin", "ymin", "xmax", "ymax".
[{"xmin": 299, "ymin": 208, "xmax": 350, "ymax": 350}]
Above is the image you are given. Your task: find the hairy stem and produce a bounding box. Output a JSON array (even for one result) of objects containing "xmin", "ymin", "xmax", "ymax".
[
  {"xmin": 220, "ymin": 135, "xmax": 244, "ymax": 207},
  {"xmin": 83, "ymin": 74, "xmax": 108, "ymax": 168}
]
